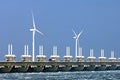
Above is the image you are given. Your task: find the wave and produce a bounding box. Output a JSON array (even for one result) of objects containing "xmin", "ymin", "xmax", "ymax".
[{"xmin": 0, "ymin": 71, "xmax": 120, "ymax": 80}]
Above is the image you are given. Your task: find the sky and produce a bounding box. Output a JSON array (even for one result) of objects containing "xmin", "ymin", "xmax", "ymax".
[{"xmin": 0, "ymin": 0, "xmax": 120, "ymax": 61}]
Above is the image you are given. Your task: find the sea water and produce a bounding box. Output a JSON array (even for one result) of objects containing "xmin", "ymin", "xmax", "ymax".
[{"xmin": 0, "ymin": 71, "xmax": 120, "ymax": 80}]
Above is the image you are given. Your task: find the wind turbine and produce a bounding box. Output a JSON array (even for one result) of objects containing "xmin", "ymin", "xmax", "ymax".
[
  {"xmin": 72, "ymin": 29, "xmax": 83, "ymax": 57},
  {"xmin": 30, "ymin": 12, "xmax": 43, "ymax": 62}
]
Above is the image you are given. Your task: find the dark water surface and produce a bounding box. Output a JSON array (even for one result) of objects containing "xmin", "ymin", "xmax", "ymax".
[{"xmin": 0, "ymin": 71, "xmax": 120, "ymax": 80}]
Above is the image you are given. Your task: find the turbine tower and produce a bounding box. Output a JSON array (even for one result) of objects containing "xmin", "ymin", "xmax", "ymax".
[
  {"xmin": 72, "ymin": 29, "xmax": 83, "ymax": 57},
  {"xmin": 30, "ymin": 12, "xmax": 43, "ymax": 62}
]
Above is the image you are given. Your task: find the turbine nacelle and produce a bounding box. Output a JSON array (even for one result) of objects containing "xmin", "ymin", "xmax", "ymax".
[
  {"xmin": 30, "ymin": 29, "xmax": 44, "ymax": 35},
  {"xmin": 73, "ymin": 36, "xmax": 77, "ymax": 39},
  {"xmin": 73, "ymin": 36, "xmax": 79, "ymax": 40},
  {"xmin": 30, "ymin": 29, "xmax": 36, "ymax": 31}
]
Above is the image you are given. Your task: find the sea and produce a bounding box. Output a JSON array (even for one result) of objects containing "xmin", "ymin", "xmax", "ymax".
[{"xmin": 0, "ymin": 71, "xmax": 120, "ymax": 80}]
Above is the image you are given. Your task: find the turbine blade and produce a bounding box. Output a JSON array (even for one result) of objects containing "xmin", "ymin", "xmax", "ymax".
[
  {"xmin": 31, "ymin": 11, "xmax": 36, "ymax": 29},
  {"xmin": 72, "ymin": 29, "xmax": 77, "ymax": 37},
  {"xmin": 36, "ymin": 29, "xmax": 44, "ymax": 35},
  {"xmin": 78, "ymin": 30, "xmax": 83, "ymax": 38}
]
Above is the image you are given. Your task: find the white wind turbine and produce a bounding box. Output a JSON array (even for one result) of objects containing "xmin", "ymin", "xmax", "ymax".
[
  {"xmin": 72, "ymin": 29, "xmax": 83, "ymax": 57},
  {"xmin": 30, "ymin": 12, "xmax": 43, "ymax": 62}
]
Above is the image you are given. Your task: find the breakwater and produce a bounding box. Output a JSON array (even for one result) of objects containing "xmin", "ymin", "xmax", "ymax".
[{"xmin": 0, "ymin": 62, "xmax": 120, "ymax": 73}]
